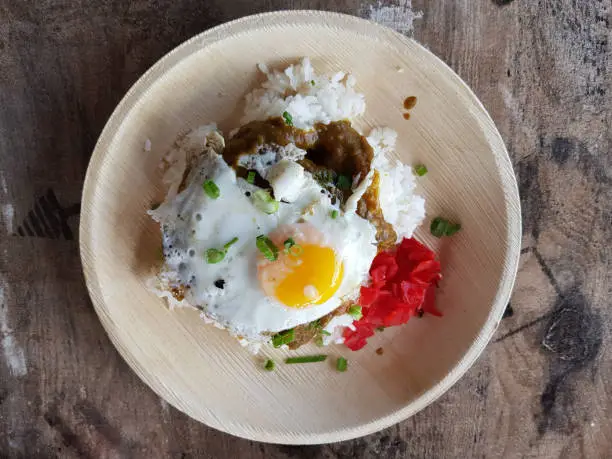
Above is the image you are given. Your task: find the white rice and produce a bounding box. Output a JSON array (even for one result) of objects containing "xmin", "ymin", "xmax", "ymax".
[
  {"xmin": 241, "ymin": 58, "xmax": 366, "ymax": 129},
  {"xmin": 158, "ymin": 124, "xmax": 221, "ymax": 201},
  {"xmin": 369, "ymin": 127, "xmax": 426, "ymax": 240}
]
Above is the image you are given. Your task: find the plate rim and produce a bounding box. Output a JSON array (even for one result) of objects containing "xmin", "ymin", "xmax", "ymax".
[{"xmin": 80, "ymin": 10, "xmax": 522, "ymax": 444}]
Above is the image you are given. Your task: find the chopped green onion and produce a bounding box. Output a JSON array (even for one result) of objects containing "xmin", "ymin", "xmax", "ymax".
[
  {"xmin": 336, "ymin": 174, "xmax": 351, "ymax": 190},
  {"xmin": 348, "ymin": 305, "xmax": 363, "ymax": 320},
  {"xmin": 252, "ymin": 189, "xmax": 279, "ymax": 214},
  {"xmin": 206, "ymin": 248, "xmax": 225, "ymax": 264},
  {"xmin": 247, "ymin": 170, "xmax": 256, "ymax": 184},
  {"xmin": 285, "ymin": 355, "xmax": 327, "ymax": 364},
  {"xmin": 271, "ymin": 329, "xmax": 295, "ymax": 348},
  {"xmin": 336, "ymin": 357, "xmax": 348, "ymax": 372},
  {"xmin": 283, "ymin": 238, "xmax": 302, "ymax": 256},
  {"xmin": 205, "ymin": 237, "xmax": 239, "ymax": 264},
  {"xmin": 414, "ymin": 164, "xmax": 428, "ymax": 176},
  {"xmin": 264, "ymin": 359, "xmax": 275, "ymax": 371},
  {"xmin": 314, "ymin": 336, "xmax": 324, "ymax": 347},
  {"xmin": 256, "ymin": 235, "xmax": 279, "ymax": 261},
  {"xmin": 223, "ymin": 237, "xmax": 239, "ymax": 250},
  {"xmin": 330, "ymin": 209, "xmax": 339, "ymax": 219},
  {"xmin": 320, "ymin": 330, "xmax": 331, "ymax": 336},
  {"xmin": 446, "ymin": 222, "xmax": 462, "ymax": 236},
  {"xmin": 282, "ymin": 111, "xmax": 293, "ymax": 126},
  {"xmin": 203, "ymin": 180, "xmax": 220, "ymax": 199},
  {"xmin": 430, "ymin": 217, "xmax": 462, "ymax": 238},
  {"xmin": 430, "ymin": 217, "xmax": 447, "ymax": 237},
  {"xmin": 310, "ymin": 80, "xmax": 315, "ymax": 86}
]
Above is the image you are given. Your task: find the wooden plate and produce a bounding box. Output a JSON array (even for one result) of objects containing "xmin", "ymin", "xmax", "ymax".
[{"xmin": 80, "ymin": 11, "xmax": 521, "ymax": 444}]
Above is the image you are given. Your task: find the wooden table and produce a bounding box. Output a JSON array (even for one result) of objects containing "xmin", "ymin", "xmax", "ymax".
[{"xmin": 0, "ymin": 1, "xmax": 610, "ymax": 457}]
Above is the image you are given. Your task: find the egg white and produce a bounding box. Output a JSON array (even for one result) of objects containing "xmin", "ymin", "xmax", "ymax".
[{"xmin": 151, "ymin": 147, "xmax": 377, "ymax": 342}]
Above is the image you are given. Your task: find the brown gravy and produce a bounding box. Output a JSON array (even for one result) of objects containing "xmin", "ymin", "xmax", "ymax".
[
  {"xmin": 223, "ymin": 118, "xmax": 372, "ymax": 181},
  {"xmin": 307, "ymin": 120, "xmax": 373, "ymax": 180},
  {"xmin": 403, "ymin": 96, "xmax": 417, "ymax": 110},
  {"xmin": 223, "ymin": 117, "xmax": 397, "ymax": 251},
  {"xmin": 223, "ymin": 118, "xmax": 316, "ymax": 164},
  {"xmin": 356, "ymin": 171, "xmax": 398, "ymax": 251},
  {"xmin": 288, "ymin": 302, "xmax": 350, "ymax": 349}
]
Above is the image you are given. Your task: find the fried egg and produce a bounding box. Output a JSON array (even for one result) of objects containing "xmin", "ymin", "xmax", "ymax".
[{"xmin": 150, "ymin": 145, "xmax": 377, "ymax": 342}]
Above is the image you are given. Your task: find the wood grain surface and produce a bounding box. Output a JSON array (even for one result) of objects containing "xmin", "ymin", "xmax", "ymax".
[
  {"xmin": 79, "ymin": 11, "xmax": 520, "ymax": 445},
  {"xmin": 0, "ymin": 0, "xmax": 610, "ymax": 458}
]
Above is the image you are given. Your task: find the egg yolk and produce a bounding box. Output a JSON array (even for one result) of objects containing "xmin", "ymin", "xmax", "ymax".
[{"xmin": 257, "ymin": 223, "xmax": 344, "ymax": 308}]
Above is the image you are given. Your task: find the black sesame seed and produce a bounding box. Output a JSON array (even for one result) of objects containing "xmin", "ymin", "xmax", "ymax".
[
  {"xmin": 245, "ymin": 191, "xmax": 251, "ymax": 197},
  {"xmin": 214, "ymin": 279, "xmax": 226, "ymax": 289},
  {"xmin": 320, "ymin": 189, "xmax": 325, "ymax": 194},
  {"xmin": 195, "ymin": 213, "xmax": 202, "ymax": 221},
  {"xmin": 188, "ymin": 249, "xmax": 195, "ymax": 257}
]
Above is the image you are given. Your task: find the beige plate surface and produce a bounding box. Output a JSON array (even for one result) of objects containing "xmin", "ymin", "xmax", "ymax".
[{"xmin": 80, "ymin": 11, "xmax": 521, "ymax": 444}]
